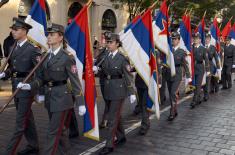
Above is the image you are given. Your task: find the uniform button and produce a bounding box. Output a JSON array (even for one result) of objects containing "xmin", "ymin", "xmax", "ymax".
[{"xmin": 14, "ymin": 60, "xmax": 16, "ymax": 62}]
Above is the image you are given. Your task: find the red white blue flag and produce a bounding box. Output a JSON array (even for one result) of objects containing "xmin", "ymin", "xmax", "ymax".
[
  {"xmin": 179, "ymin": 14, "xmax": 194, "ymax": 84},
  {"xmin": 152, "ymin": 0, "xmax": 175, "ymax": 76},
  {"xmin": 25, "ymin": 0, "xmax": 48, "ymax": 49},
  {"xmin": 65, "ymin": 4, "xmax": 99, "ymax": 140},
  {"xmin": 230, "ymin": 23, "xmax": 235, "ymax": 45},
  {"xmin": 120, "ymin": 9, "xmax": 160, "ymax": 119},
  {"xmin": 195, "ymin": 15, "xmax": 206, "ymax": 46},
  {"xmin": 210, "ymin": 17, "xmax": 221, "ymax": 53}
]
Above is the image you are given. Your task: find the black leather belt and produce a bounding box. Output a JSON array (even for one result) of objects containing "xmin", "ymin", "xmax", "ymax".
[
  {"xmin": 12, "ymin": 72, "xmax": 29, "ymax": 78},
  {"xmin": 175, "ymin": 64, "xmax": 181, "ymax": 67},
  {"xmin": 45, "ymin": 80, "xmax": 67, "ymax": 87},
  {"xmin": 195, "ymin": 61, "xmax": 203, "ymax": 64},
  {"xmin": 105, "ymin": 75, "xmax": 123, "ymax": 80}
]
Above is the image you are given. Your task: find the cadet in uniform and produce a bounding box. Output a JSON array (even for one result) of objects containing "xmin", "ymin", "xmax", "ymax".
[
  {"xmin": 221, "ymin": 36, "xmax": 235, "ymax": 89},
  {"xmin": 93, "ymin": 31, "xmax": 111, "ymax": 128},
  {"xmin": 132, "ymin": 49, "xmax": 162, "ymax": 134},
  {"xmin": 97, "ymin": 33, "xmax": 136, "ymax": 155},
  {"xmin": 204, "ymin": 34, "xmax": 221, "ymax": 94},
  {"xmin": 18, "ymin": 23, "xmax": 85, "ymax": 155},
  {"xmin": 191, "ymin": 33, "xmax": 210, "ymax": 109},
  {"xmin": 0, "ymin": 17, "xmax": 40, "ymax": 155},
  {"xmin": 167, "ymin": 32, "xmax": 191, "ymax": 121}
]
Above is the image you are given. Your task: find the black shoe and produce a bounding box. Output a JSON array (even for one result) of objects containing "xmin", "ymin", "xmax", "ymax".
[
  {"xmin": 190, "ymin": 103, "xmax": 195, "ymax": 109},
  {"xmin": 99, "ymin": 147, "xmax": 113, "ymax": 155},
  {"xmin": 203, "ymin": 97, "xmax": 208, "ymax": 102},
  {"xmin": 17, "ymin": 147, "xmax": 39, "ymax": 155},
  {"xmin": 175, "ymin": 112, "xmax": 178, "ymax": 117},
  {"xmin": 139, "ymin": 128, "xmax": 149, "ymax": 135},
  {"xmin": 114, "ymin": 138, "xmax": 126, "ymax": 146},
  {"xmin": 99, "ymin": 120, "xmax": 108, "ymax": 129},
  {"xmin": 221, "ymin": 87, "xmax": 227, "ymax": 90},
  {"xmin": 167, "ymin": 115, "xmax": 175, "ymax": 121},
  {"xmin": 69, "ymin": 132, "xmax": 79, "ymax": 139}
]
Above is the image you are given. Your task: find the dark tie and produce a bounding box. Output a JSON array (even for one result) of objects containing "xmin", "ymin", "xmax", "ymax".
[
  {"xmin": 108, "ymin": 53, "xmax": 113, "ymax": 65},
  {"xmin": 49, "ymin": 52, "xmax": 55, "ymax": 60},
  {"xmin": 14, "ymin": 43, "xmax": 20, "ymax": 51}
]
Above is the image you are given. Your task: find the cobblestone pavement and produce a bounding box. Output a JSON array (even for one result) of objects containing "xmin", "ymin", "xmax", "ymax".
[{"xmin": 0, "ymin": 77, "xmax": 235, "ymax": 155}]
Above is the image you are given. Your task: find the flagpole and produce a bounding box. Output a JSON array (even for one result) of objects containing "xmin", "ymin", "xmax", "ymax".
[
  {"xmin": 184, "ymin": 8, "xmax": 188, "ymax": 15},
  {"xmin": 203, "ymin": 10, "xmax": 207, "ymax": 18},
  {"xmin": 149, "ymin": 0, "xmax": 159, "ymax": 10},
  {"xmin": 87, "ymin": 0, "xmax": 93, "ymax": 7}
]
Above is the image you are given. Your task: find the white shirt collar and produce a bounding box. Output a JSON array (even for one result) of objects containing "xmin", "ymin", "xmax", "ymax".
[
  {"xmin": 109, "ymin": 49, "xmax": 118, "ymax": 58},
  {"xmin": 205, "ymin": 43, "xmax": 210, "ymax": 48},
  {"xmin": 50, "ymin": 46, "xmax": 62, "ymax": 55},
  {"xmin": 195, "ymin": 44, "xmax": 200, "ymax": 48},
  {"xmin": 173, "ymin": 45, "xmax": 180, "ymax": 51},
  {"xmin": 226, "ymin": 43, "xmax": 231, "ymax": 46},
  {"xmin": 17, "ymin": 38, "xmax": 27, "ymax": 47}
]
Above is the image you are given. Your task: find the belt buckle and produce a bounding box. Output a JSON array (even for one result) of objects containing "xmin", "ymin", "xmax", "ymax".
[
  {"xmin": 13, "ymin": 72, "xmax": 17, "ymax": 78},
  {"xmin": 48, "ymin": 81, "xmax": 53, "ymax": 87},
  {"xmin": 107, "ymin": 75, "xmax": 111, "ymax": 80}
]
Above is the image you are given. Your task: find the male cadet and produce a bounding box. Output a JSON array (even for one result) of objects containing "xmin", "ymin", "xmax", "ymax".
[
  {"xmin": 221, "ymin": 36, "xmax": 235, "ymax": 89},
  {"xmin": 191, "ymin": 32, "xmax": 210, "ymax": 109},
  {"xmin": 167, "ymin": 32, "xmax": 191, "ymax": 121},
  {"xmin": 204, "ymin": 34, "xmax": 221, "ymax": 94},
  {"xmin": 0, "ymin": 17, "xmax": 40, "ymax": 155},
  {"xmin": 93, "ymin": 31, "xmax": 111, "ymax": 128}
]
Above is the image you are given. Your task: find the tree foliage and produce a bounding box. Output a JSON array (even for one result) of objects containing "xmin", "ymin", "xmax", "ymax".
[{"xmin": 110, "ymin": 0, "xmax": 235, "ymax": 29}]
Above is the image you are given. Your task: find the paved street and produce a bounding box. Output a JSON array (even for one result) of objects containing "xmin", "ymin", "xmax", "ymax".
[{"xmin": 0, "ymin": 77, "xmax": 235, "ymax": 155}]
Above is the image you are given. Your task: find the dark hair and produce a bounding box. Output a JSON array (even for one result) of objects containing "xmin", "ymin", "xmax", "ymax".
[{"xmin": 57, "ymin": 32, "xmax": 67, "ymax": 49}]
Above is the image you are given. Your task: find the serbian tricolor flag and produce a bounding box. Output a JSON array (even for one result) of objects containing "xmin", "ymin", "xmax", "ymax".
[
  {"xmin": 65, "ymin": 4, "xmax": 99, "ymax": 140},
  {"xmin": 230, "ymin": 23, "xmax": 235, "ymax": 46},
  {"xmin": 120, "ymin": 9, "xmax": 160, "ymax": 119},
  {"xmin": 25, "ymin": 0, "xmax": 47, "ymax": 49},
  {"xmin": 195, "ymin": 15, "xmax": 206, "ymax": 46},
  {"xmin": 153, "ymin": 0, "xmax": 175, "ymax": 76},
  {"xmin": 221, "ymin": 18, "xmax": 232, "ymax": 42},
  {"xmin": 179, "ymin": 14, "xmax": 194, "ymax": 85},
  {"xmin": 210, "ymin": 17, "xmax": 221, "ymax": 53}
]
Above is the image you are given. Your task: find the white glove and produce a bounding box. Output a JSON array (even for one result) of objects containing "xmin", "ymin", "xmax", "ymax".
[
  {"xmin": 233, "ymin": 65, "xmax": 235, "ymax": 69},
  {"xmin": 17, "ymin": 82, "xmax": 31, "ymax": 90},
  {"xmin": 0, "ymin": 72, "xmax": 5, "ymax": 79},
  {"xmin": 206, "ymin": 72, "xmax": 210, "ymax": 76},
  {"xmin": 130, "ymin": 95, "xmax": 137, "ymax": 104},
  {"xmin": 186, "ymin": 78, "xmax": 192, "ymax": 84},
  {"xmin": 36, "ymin": 95, "xmax": 45, "ymax": 103},
  {"xmin": 92, "ymin": 66, "xmax": 99, "ymax": 74},
  {"xmin": 78, "ymin": 105, "xmax": 86, "ymax": 116}
]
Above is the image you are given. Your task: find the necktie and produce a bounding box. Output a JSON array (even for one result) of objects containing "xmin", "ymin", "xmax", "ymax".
[
  {"xmin": 15, "ymin": 43, "xmax": 20, "ymax": 51},
  {"xmin": 49, "ymin": 52, "xmax": 55, "ymax": 60}
]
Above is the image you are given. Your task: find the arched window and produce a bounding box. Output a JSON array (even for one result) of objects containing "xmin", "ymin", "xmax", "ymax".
[
  {"xmin": 18, "ymin": 0, "xmax": 50, "ymax": 20},
  {"xmin": 68, "ymin": 2, "xmax": 83, "ymax": 19},
  {"xmin": 102, "ymin": 9, "xmax": 117, "ymax": 32}
]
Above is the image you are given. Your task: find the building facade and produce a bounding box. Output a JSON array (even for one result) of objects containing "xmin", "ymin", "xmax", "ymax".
[{"xmin": 0, "ymin": 0, "xmax": 129, "ymax": 55}]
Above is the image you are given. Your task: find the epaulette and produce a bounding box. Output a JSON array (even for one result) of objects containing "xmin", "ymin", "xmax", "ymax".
[
  {"xmin": 64, "ymin": 50, "xmax": 75, "ymax": 58},
  {"xmin": 119, "ymin": 51, "xmax": 129, "ymax": 61}
]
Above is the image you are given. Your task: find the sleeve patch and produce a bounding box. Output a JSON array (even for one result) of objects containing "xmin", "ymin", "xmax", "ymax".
[{"xmin": 71, "ymin": 65, "xmax": 78, "ymax": 74}]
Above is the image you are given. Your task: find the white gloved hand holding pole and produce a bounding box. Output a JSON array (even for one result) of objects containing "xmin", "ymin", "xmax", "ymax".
[
  {"xmin": 16, "ymin": 82, "xmax": 31, "ymax": 90},
  {"xmin": 78, "ymin": 105, "xmax": 86, "ymax": 116},
  {"xmin": 92, "ymin": 66, "xmax": 99, "ymax": 74},
  {"xmin": 0, "ymin": 72, "xmax": 5, "ymax": 79},
  {"xmin": 130, "ymin": 95, "xmax": 137, "ymax": 104}
]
